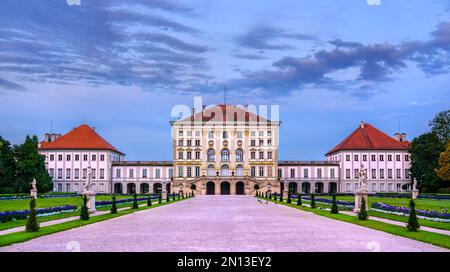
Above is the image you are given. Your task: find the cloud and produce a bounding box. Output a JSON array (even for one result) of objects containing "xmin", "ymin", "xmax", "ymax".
[
  {"xmin": 0, "ymin": 78, "xmax": 26, "ymax": 92},
  {"xmin": 227, "ymin": 21, "xmax": 450, "ymax": 97},
  {"xmin": 232, "ymin": 53, "xmax": 267, "ymax": 60},
  {"xmin": 236, "ymin": 26, "xmax": 316, "ymax": 50}
]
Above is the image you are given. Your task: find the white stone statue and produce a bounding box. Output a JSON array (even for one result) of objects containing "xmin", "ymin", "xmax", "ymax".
[
  {"xmin": 30, "ymin": 178, "xmax": 38, "ymax": 198},
  {"xmin": 412, "ymin": 178, "xmax": 419, "ymax": 199},
  {"xmin": 83, "ymin": 166, "xmax": 93, "ymax": 193},
  {"xmin": 358, "ymin": 164, "xmax": 367, "ymax": 191},
  {"xmin": 83, "ymin": 166, "xmax": 96, "ymax": 213},
  {"xmin": 413, "ymin": 178, "xmax": 418, "ymax": 191}
]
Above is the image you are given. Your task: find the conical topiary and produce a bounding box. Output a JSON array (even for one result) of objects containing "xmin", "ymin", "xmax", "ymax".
[
  {"xmin": 147, "ymin": 194, "xmax": 152, "ymax": 206},
  {"xmin": 80, "ymin": 195, "xmax": 89, "ymax": 220},
  {"xmin": 111, "ymin": 195, "xmax": 118, "ymax": 214},
  {"xmin": 407, "ymin": 199, "xmax": 420, "ymax": 231},
  {"xmin": 310, "ymin": 193, "xmax": 315, "ymax": 209},
  {"xmin": 274, "ymin": 193, "xmax": 277, "ymax": 201},
  {"xmin": 296, "ymin": 194, "xmax": 302, "ymax": 206},
  {"xmin": 166, "ymin": 193, "xmax": 170, "ymax": 202},
  {"xmin": 269, "ymin": 193, "xmax": 272, "ymax": 200},
  {"xmin": 279, "ymin": 192, "xmax": 283, "ymax": 202},
  {"xmin": 358, "ymin": 196, "xmax": 368, "ymax": 220},
  {"xmin": 132, "ymin": 193, "xmax": 139, "ymax": 209},
  {"xmin": 173, "ymin": 193, "xmax": 176, "ymax": 201},
  {"xmin": 330, "ymin": 194, "xmax": 339, "ymax": 214},
  {"xmin": 287, "ymin": 191, "xmax": 291, "ymax": 204},
  {"xmin": 158, "ymin": 193, "xmax": 162, "ymax": 204},
  {"xmin": 25, "ymin": 197, "xmax": 40, "ymax": 232}
]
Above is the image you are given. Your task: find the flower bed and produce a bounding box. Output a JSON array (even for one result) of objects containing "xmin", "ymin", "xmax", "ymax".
[
  {"xmin": 0, "ymin": 205, "xmax": 77, "ymax": 223},
  {"xmin": 0, "ymin": 193, "xmax": 80, "ymax": 201},
  {"xmin": 95, "ymin": 196, "xmax": 159, "ymax": 207},
  {"xmin": 374, "ymin": 193, "xmax": 450, "ymax": 200},
  {"xmin": 290, "ymin": 195, "xmax": 354, "ymax": 209},
  {"xmin": 372, "ymin": 202, "xmax": 450, "ymax": 221}
]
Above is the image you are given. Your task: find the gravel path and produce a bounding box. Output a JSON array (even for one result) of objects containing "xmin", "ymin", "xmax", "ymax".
[{"xmin": 0, "ymin": 196, "xmax": 447, "ymax": 252}]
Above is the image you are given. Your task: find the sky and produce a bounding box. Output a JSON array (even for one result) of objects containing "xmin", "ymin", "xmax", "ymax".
[{"xmin": 0, "ymin": 0, "xmax": 449, "ymax": 160}]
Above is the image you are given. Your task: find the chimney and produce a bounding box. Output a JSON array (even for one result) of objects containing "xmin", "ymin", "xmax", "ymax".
[
  {"xmin": 394, "ymin": 133, "xmax": 407, "ymax": 142},
  {"xmin": 360, "ymin": 121, "xmax": 365, "ymax": 128},
  {"xmin": 92, "ymin": 127, "xmax": 95, "ymax": 131},
  {"xmin": 44, "ymin": 133, "xmax": 51, "ymax": 142},
  {"xmin": 56, "ymin": 134, "xmax": 61, "ymax": 139}
]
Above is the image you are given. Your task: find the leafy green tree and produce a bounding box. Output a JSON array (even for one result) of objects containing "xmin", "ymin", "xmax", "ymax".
[
  {"xmin": 330, "ymin": 194, "xmax": 339, "ymax": 214},
  {"xmin": 406, "ymin": 199, "xmax": 420, "ymax": 231},
  {"xmin": 296, "ymin": 194, "xmax": 302, "ymax": 206},
  {"xmin": 429, "ymin": 110, "xmax": 450, "ymax": 145},
  {"xmin": 0, "ymin": 137, "xmax": 16, "ymax": 193},
  {"xmin": 13, "ymin": 135, "xmax": 52, "ymax": 193},
  {"xmin": 437, "ymin": 142, "xmax": 450, "ymax": 182},
  {"xmin": 358, "ymin": 197, "xmax": 368, "ymax": 220},
  {"xmin": 25, "ymin": 197, "xmax": 40, "ymax": 232},
  {"xmin": 132, "ymin": 193, "xmax": 139, "ymax": 209},
  {"xmin": 80, "ymin": 195, "xmax": 89, "ymax": 220},
  {"xmin": 111, "ymin": 195, "xmax": 117, "ymax": 214},
  {"xmin": 310, "ymin": 194, "xmax": 315, "ymax": 209},
  {"xmin": 410, "ymin": 132, "xmax": 445, "ymax": 192}
]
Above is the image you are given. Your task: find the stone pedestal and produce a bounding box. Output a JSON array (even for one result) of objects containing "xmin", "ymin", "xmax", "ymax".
[
  {"xmin": 412, "ymin": 189, "xmax": 419, "ymax": 200},
  {"xmin": 30, "ymin": 189, "xmax": 38, "ymax": 199},
  {"xmin": 84, "ymin": 191, "xmax": 96, "ymax": 213},
  {"xmin": 353, "ymin": 190, "xmax": 369, "ymax": 213},
  {"xmin": 283, "ymin": 188, "xmax": 288, "ymax": 200}
]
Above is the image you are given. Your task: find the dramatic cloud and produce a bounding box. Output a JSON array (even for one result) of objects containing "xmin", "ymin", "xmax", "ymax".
[
  {"xmin": 237, "ymin": 26, "xmax": 316, "ymax": 50},
  {"xmin": 0, "ymin": 78, "xmax": 26, "ymax": 92}
]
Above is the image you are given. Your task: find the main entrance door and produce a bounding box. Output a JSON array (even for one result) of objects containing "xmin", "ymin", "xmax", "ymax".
[
  {"xmin": 236, "ymin": 181, "xmax": 245, "ymax": 195},
  {"xmin": 206, "ymin": 182, "xmax": 215, "ymax": 195},
  {"xmin": 221, "ymin": 182, "xmax": 230, "ymax": 195}
]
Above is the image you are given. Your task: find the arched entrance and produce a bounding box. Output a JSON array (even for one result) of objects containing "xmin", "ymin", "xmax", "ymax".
[
  {"xmin": 190, "ymin": 184, "xmax": 197, "ymax": 190},
  {"xmin": 302, "ymin": 182, "xmax": 310, "ymax": 193},
  {"xmin": 316, "ymin": 182, "xmax": 324, "ymax": 193},
  {"xmin": 288, "ymin": 182, "xmax": 298, "ymax": 194},
  {"xmin": 236, "ymin": 181, "xmax": 245, "ymax": 195},
  {"xmin": 329, "ymin": 182, "xmax": 337, "ymax": 193},
  {"xmin": 206, "ymin": 181, "xmax": 215, "ymax": 195},
  {"xmin": 127, "ymin": 183, "xmax": 136, "ymax": 194},
  {"xmin": 140, "ymin": 183, "xmax": 149, "ymax": 194},
  {"xmin": 221, "ymin": 181, "xmax": 230, "ymax": 195},
  {"xmin": 114, "ymin": 183, "xmax": 123, "ymax": 194},
  {"xmin": 153, "ymin": 183, "xmax": 162, "ymax": 194}
]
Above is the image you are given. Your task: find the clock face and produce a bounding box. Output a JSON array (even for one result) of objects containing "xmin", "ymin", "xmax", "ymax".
[
  {"xmin": 208, "ymin": 140, "xmax": 214, "ymax": 146},
  {"xmin": 223, "ymin": 140, "xmax": 228, "ymax": 147},
  {"xmin": 237, "ymin": 140, "xmax": 242, "ymax": 146}
]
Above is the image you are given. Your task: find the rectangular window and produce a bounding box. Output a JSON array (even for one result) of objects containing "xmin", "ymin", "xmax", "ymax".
[
  {"xmin": 290, "ymin": 169, "xmax": 295, "ymax": 178},
  {"xmin": 397, "ymin": 183, "xmax": 401, "ymax": 192},
  {"xmin": 187, "ymin": 131, "xmax": 192, "ymax": 137},
  {"xmin": 304, "ymin": 169, "xmax": 309, "ymax": 178},
  {"xmin": 346, "ymin": 155, "xmax": 350, "ymax": 161},
  {"xmin": 250, "ymin": 140, "xmax": 255, "ymax": 147},
  {"xmin": 251, "ymin": 152, "xmax": 256, "ymax": 159},
  {"xmin": 259, "ymin": 140, "xmax": 264, "ymax": 146},
  {"xmin": 259, "ymin": 166, "xmax": 264, "ymax": 177},
  {"xmin": 223, "ymin": 131, "xmax": 228, "ymax": 138},
  {"xmin": 405, "ymin": 169, "xmax": 410, "ymax": 179},
  {"xmin": 251, "ymin": 131, "xmax": 256, "ymax": 137},
  {"xmin": 388, "ymin": 183, "xmax": 393, "ymax": 192},
  {"xmin": 178, "ymin": 139, "xmax": 183, "ymax": 146},
  {"xmin": 195, "ymin": 151, "xmax": 200, "ymax": 159},
  {"xmin": 371, "ymin": 154, "xmax": 376, "ymax": 161},
  {"xmin": 346, "ymin": 183, "xmax": 351, "ymax": 192},
  {"xmin": 396, "ymin": 155, "xmax": 401, "ymax": 161},
  {"xmin": 83, "ymin": 154, "xmax": 88, "ymax": 161},
  {"xmin": 251, "ymin": 166, "xmax": 256, "ymax": 177},
  {"xmin": 169, "ymin": 169, "xmax": 173, "ymax": 178},
  {"xmin": 66, "ymin": 154, "xmax": 71, "ymax": 161},
  {"xmin": 267, "ymin": 131, "xmax": 272, "ymax": 136},
  {"xmin": 100, "ymin": 154, "xmax": 105, "ymax": 161},
  {"xmin": 58, "ymin": 155, "xmax": 63, "ymax": 161},
  {"xmin": 100, "ymin": 168, "xmax": 105, "ymax": 179},
  {"xmin": 178, "ymin": 166, "xmax": 183, "ymax": 178},
  {"xmin": 237, "ymin": 131, "xmax": 243, "ymax": 138},
  {"xmin": 91, "ymin": 168, "xmax": 96, "ymax": 179},
  {"xmin": 58, "ymin": 168, "xmax": 63, "ymax": 179},
  {"xmin": 380, "ymin": 155, "xmax": 384, "ymax": 161},
  {"xmin": 371, "ymin": 183, "xmax": 376, "ymax": 192},
  {"xmin": 371, "ymin": 169, "xmax": 376, "ymax": 179},
  {"xmin": 49, "ymin": 168, "xmax": 54, "ymax": 178},
  {"xmin": 267, "ymin": 151, "xmax": 273, "ymax": 159},
  {"xmin": 267, "ymin": 139, "xmax": 272, "ymax": 146},
  {"xmin": 405, "ymin": 154, "xmax": 410, "ymax": 161},
  {"xmin": 187, "ymin": 140, "xmax": 192, "ymax": 146},
  {"xmin": 195, "ymin": 131, "xmax": 200, "ymax": 137},
  {"xmin": 259, "ymin": 151, "xmax": 264, "ymax": 159},
  {"xmin": 278, "ymin": 169, "xmax": 282, "ymax": 178},
  {"xmin": 195, "ymin": 140, "xmax": 200, "ymax": 146},
  {"xmin": 354, "ymin": 155, "xmax": 359, "ymax": 161},
  {"xmin": 142, "ymin": 169, "xmax": 147, "ymax": 178},
  {"xmin": 74, "ymin": 169, "xmax": 80, "ymax": 179},
  {"xmin": 116, "ymin": 169, "xmax": 121, "ymax": 178},
  {"xmin": 259, "ymin": 131, "xmax": 264, "ymax": 137},
  {"xmin": 346, "ymin": 169, "xmax": 351, "ymax": 179},
  {"xmin": 179, "ymin": 131, "xmax": 183, "ymax": 136},
  {"xmin": 388, "ymin": 155, "xmax": 392, "ymax": 161},
  {"xmin": 187, "ymin": 151, "xmax": 192, "ymax": 159},
  {"xmin": 380, "ymin": 169, "xmax": 385, "ymax": 179},
  {"xmin": 396, "ymin": 169, "xmax": 401, "ymax": 179},
  {"xmin": 317, "ymin": 169, "xmax": 322, "ymax": 178},
  {"xmin": 330, "ymin": 168, "xmax": 335, "ymax": 178},
  {"xmin": 50, "ymin": 154, "xmax": 55, "ymax": 161},
  {"xmin": 129, "ymin": 169, "xmax": 134, "ymax": 178},
  {"xmin": 66, "ymin": 183, "xmax": 70, "ymax": 192},
  {"xmin": 178, "ymin": 151, "xmax": 183, "ymax": 159},
  {"xmin": 83, "ymin": 168, "xmax": 87, "ymax": 179},
  {"xmin": 354, "ymin": 169, "xmax": 359, "ymax": 179},
  {"xmin": 388, "ymin": 169, "xmax": 393, "ymax": 179},
  {"xmin": 363, "ymin": 155, "xmax": 367, "ymax": 161},
  {"xmin": 208, "ymin": 131, "xmax": 214, "ymax": 139},
  {"xmin": 75, "ymin": 154, "xmax": 79, "ymax": 161},
  {"xmin": 92, "ymin": 155, "xmax": 96, "ymax": 161},
  {"xmin": 195, "ymin": 166, "xmax": 200, "ymax": 177},
  {"xmin": 155, "ymin": 169, "xmax": 161, "ymax": 178},
  {"xmin": 187, "ymin": 166, "xmax": 192, "ymax": 177}
]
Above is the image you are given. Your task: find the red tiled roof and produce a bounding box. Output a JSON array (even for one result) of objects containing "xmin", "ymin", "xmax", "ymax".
[
  {"xmin": 325, "ymin": 122, "xmax": 409, "ymax": 156},
  {"xmin": 179, "ymin": 104, "xmax": 270, "ymax": 122},
  {"xmin": 39, "ymin": 124, "xmax": 124, "ymax": 154}
]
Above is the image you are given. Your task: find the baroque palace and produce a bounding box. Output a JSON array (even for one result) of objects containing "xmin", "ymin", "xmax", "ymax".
[{"xmin": 38, "ymin": 104, "xmax": 412, "ymax": 196}]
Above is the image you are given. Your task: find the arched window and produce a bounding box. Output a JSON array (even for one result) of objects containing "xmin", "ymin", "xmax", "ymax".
[
  {"xmin": 236, "ymin": 165, "xmax": 243, "ymax": 176},
  {"xmin": 235, "ymin": 149, "xmax": 243, "ymax": 162},
  {"xmin": 207, "ymin": 149, "xmax": 215, "ymax": 162},
  {"xmin": 207, "ymin": 165, "xmax": 215, "ymax": 176},
  {"xmin": 221, "ymin": 165, "xmax": 229, "ymax": 176},
  {"xmin": 221, "ymin": 149, "xmax": 230, "ymax": 162}
]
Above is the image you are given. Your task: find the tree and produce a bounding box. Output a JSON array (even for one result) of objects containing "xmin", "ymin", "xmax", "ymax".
[
  {"xmin": 410, "ymin": 132, "xmax": 444, "ymax": 192},
  {"xmin": 429, "ymin": 110, "xmax": 450, "ymax": 145},
  {"xmin": 147, "ymin": 194, "xmax": 152, "ymax": 206},
  {"xmin": 330, "ymin": 194, "xmax": 339, "ymax": 214},
  {"xmin": 0, "ymin": 136, "xmax": 16, "ymax": 193},
  {"xmin": 132, "ymin": 193, "xmax": 139, "ymax": 209},
  {"xmin": 437, "ymin": 142, "xmax": 450, "ymax": 182},
  {"xmin": 406, "ymin": 199, "xmax": 420, "ymax": 231},
  {"xmin": 80, "ymin": 195, "xmax": 89, "ymax": 220},
  {"xmin": 13, "ymin": 135, "xmax": 52, "ymax": 193},
  {"xmin": 310, "ymin": 194, "xmax": 315, "ymax": 209},
  {"xmin": 25, "ymin": 197, "xmax": 40, "ymax": 232},
  {"xmin": 296, "ymin": 194, "xmax": 302, "ymax": 206},
  {"xmin": 358, "ymin": 197, "xmax": 368, "ymax": 220},
  {"xmin": 111, "ymin": 195, "xmax": 117, "ymax": 214}
]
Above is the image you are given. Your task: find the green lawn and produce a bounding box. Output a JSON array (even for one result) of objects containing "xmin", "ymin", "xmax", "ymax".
[
  {"xmin": 0, "ymin": 195, "xmax": 145, "ymax": 211},
  {"xmin": 259, "ymin": 196, "xmax": 450, "ymax": 249},
  {"xmin": 0, "ymin": 197, "xmax": 190, "ymax": 247}
]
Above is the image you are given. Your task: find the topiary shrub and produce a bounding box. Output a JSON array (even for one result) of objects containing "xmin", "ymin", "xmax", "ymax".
[
  {"xmin": 287, "ymin": 192, "xmax": 291, "ymax": 204},
  {"xmin": 358, "ymin": 196, "xmax": 368, "ymax": 220},
  {"xmin": 158, "ymin": 193, "xmax": 162, "ymax": 204},
  {"xmin": 80, "ymin": 195, "xmax": 89, "ymax": 220},
  {"xmin": 310, "ymin": 193, "xmax": 315, "ymax": 209},
  {"xmin": 25, "ymin": 197, "xmax": 40, "ymax": 232},
  {"xmin": 147, "ymin": 194, "xmax": 152, "ymax": 206},
  {"xmin": 274, "ymin": 193, "xmax": 277, "ymax": 201},
  {"xmin": 132, "ymin": 193, "xmax": 139, "ymax": 209},
  {"xmin": 111, "ymin": 195, "xmax": 118, "ymax": 214},
  {"xmin": 173, "ymin": 193, "xmax": 176, "ymax": 201},
  {"xmin": 330, "ymin": 194, "xmax": 339, "ymax": 214},
  {"xmin": 296, "ymin": 194, "xmax": 302, "ymax": 206},
  {"xmin": 279, "ymin": 192, "xmax": 283, "ymax": 202},
  {"xmin": 407, "ymin": 199, "xmax": 420, "ymax": 231},
  {"xmin": 269, "ymin": 193, "xmax": 272, "ymax": 200},
  {"xmin": 166, "ymin": 193, "xmax": 170, "ymax": 202}
]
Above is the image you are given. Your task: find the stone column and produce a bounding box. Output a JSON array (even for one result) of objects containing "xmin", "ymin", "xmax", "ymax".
[
  {"xmin": 323, "ymin": 182, "xmax": 329, "ymax": 194},
  {"xmin": 310, "ymin": 182, "xmax": 315, "ymax": 194},
  {"xmin": 353, "ymin": 190, "xmax": 369, "ymax": 213}
]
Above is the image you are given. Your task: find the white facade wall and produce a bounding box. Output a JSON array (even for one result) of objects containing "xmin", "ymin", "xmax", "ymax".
[{"xmin": 111, "ymin": 164, "xmax": 173, "ymax": 194}]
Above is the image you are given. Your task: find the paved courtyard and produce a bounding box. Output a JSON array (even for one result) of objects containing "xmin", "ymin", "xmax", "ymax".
[{"xmin": 0, "ymin": 196, "xmax": 447, "ymax": 252}]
